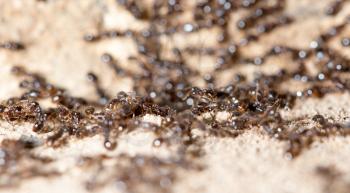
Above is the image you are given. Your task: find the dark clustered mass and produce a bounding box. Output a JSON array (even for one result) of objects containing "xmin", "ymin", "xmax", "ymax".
[{"xmin": 1, "ymin": 0, "xmax": 350, "ymax": 193}]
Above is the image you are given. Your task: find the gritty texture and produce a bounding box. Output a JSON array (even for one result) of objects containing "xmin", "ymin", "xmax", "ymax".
[{"xmin": 1, "ymin": 0, "xmax": 350, "ymax": 193}]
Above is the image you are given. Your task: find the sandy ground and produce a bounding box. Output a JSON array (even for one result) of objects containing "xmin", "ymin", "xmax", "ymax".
[{"xmin": 1, "ymin": 0, "xmax": 350, "ymax": 193}]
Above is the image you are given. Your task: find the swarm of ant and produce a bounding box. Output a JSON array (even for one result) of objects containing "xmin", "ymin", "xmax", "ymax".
[{"xmin": 1, "ymin": 0, "xmax": 350, "ymax": 192}]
